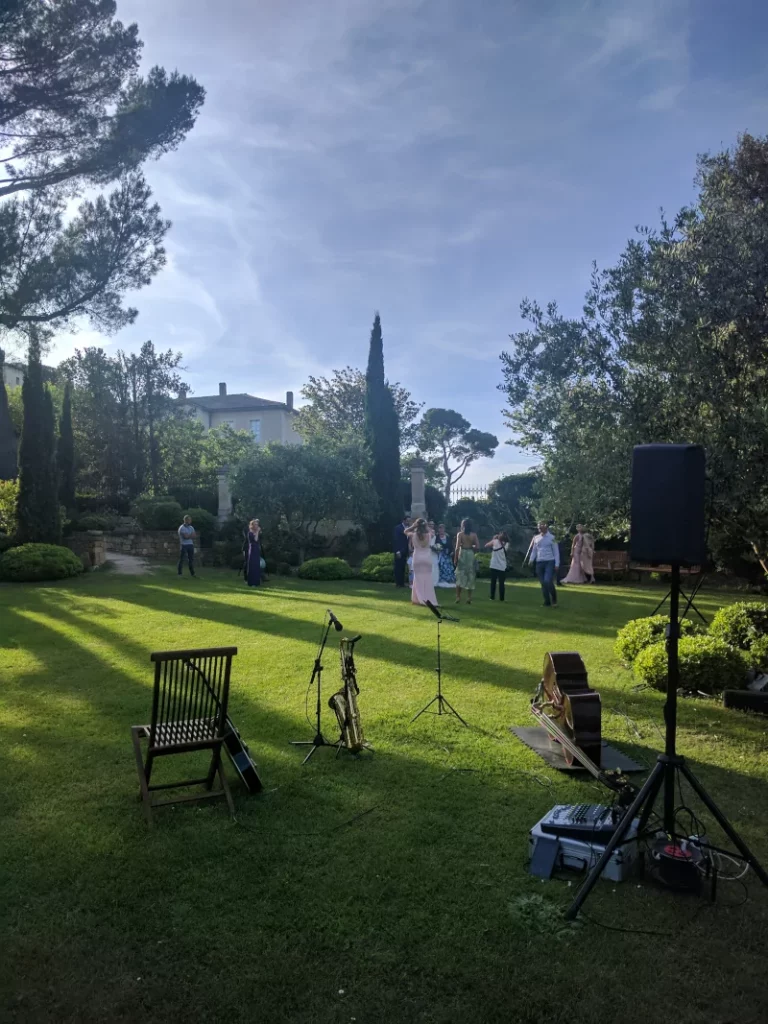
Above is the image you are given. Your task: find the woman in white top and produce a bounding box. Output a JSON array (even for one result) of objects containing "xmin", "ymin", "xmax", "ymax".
[{"xmin": 485, "ymin": 531, "xmax": 510, "ymax": 601}]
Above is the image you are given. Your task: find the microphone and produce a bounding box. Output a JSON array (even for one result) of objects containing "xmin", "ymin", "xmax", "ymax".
[{"xmin": 327, "ymin": 609, "xmax": 344, "ymax": 632}]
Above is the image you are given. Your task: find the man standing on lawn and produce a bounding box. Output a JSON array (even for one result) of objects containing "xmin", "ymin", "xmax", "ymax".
[
  {"xmin": 393, "ymin": 514, "xmax": 411, "ymax": 588},
  {"xmin": 177, "ymin": 515, "xmax": 197, "ymax": 577},
  {"xmin": 529, "ymin": 520, "xmax": 559, "ymax": 606}
]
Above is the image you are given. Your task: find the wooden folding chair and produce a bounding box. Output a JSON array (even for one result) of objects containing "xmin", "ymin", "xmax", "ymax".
[{"xmin": 131, "ymin": 646, "xmax": 238, "ymax": 826}]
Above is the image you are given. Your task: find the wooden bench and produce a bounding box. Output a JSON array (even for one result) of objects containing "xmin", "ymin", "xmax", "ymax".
[
  {"xmin": 591, "ymin": 550, "xmax": 630, "ymax": 582},
  {"xmin": 631, "ymin": 563, "xmax": 702, "ymax": 582}
]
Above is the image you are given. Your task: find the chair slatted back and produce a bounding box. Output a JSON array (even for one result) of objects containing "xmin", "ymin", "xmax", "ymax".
[{"xmin": 148, "ymin": 647, "xmax": 237, "ymax": 752}]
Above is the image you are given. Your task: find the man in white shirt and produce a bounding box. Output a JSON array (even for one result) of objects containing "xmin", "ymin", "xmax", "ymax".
[
  {"xmin": 529, "ymin": 521, "xmax": 559, "ymax": 606},
  {"xmin": 177, "ymin": 515, "xmax": 197, "ymax": 577}
]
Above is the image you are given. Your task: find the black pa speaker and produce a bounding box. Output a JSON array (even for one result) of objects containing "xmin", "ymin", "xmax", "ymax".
[{"xmin": 630, "ymin": 444, "xmax": 706, "ymax": 566}]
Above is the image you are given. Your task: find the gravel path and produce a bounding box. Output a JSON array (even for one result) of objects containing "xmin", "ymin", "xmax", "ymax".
[{"xmin": 106, "ymin": 552, "xmax": 152, "ymax": 575}]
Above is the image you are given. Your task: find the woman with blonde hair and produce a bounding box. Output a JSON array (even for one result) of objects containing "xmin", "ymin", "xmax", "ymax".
[
  {"xmin": 405, "ymin": 518, "xmax": 438, "ymax": 606},
  {"xmin": 244, "ymin": 518, "xmax": 263, "ymax": 587}
]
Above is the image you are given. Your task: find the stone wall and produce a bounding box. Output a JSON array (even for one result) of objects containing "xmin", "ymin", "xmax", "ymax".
[
  {"xmin": 66, "ymin": 531, "xmax": 107, "ymax": 569},
  {"xmin": 105, "ymin": 530, "xmax": 202, "ymax": 562}
]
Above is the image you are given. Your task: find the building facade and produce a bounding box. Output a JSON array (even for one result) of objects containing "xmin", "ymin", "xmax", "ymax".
[
  {"xmin": 181, "ymin": 383, "xmax": 302, "ymax": 445},
  {"xmin": 2, "ymin": 361, "xmax": 25, "ymax": 389}
]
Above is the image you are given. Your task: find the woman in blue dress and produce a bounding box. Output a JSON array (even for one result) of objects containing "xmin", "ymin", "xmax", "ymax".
[
  {"xmin": 434, "ymin": 523, "xmax": 456, "ymax": 588},
  {"xmin": 245, "ymin": 518, "xmax": 262, "ymax": 587}
]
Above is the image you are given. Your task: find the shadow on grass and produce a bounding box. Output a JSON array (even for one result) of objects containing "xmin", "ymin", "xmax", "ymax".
[{"xmin": 3, "ymin": 580, "xmax": 768, "ymax": 1024}]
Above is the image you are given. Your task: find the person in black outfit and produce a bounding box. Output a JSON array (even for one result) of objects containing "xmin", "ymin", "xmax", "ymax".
[{"xmin": 393, "ymin": 515, "xmax": 411, "ymax": 587}]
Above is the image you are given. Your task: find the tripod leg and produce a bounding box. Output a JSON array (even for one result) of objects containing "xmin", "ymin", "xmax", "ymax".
[
  {"xmin": 565, "ymin": 762, "xmax": 664, "ymax": 920},
  {"xmin": 636, "ymin": 763, "xmax": 665, "ymax": 836},
  {"xmin": 301, "ymin": 744, "xmax": 318, "ymax": 766},
  {"xmin": 681, "ymin": 763, "xmax": 768, "ymax": 888},
  {"xmin": 439, "ymin": 695, "xmax": 469, "ymax": 727},
  {"xmin": 650, "ymin": 589, "xmax": 671, "ymax": 617},
  {"xmin": 411, "ymin": 695, "xmax": 440, "ymax": 723},
  {"xmin": 687, "ymin": 599, "xmax": 707, "ymax": 625}
]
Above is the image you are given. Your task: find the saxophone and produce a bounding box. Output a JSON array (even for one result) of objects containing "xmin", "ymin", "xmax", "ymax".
[{"xmin": 328, "ymin": 636, "xmax": 365, "ymax": 753}]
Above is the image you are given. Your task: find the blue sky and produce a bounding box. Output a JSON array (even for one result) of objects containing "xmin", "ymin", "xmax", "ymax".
[{"xmin": 46, "ymin": 0, "xmax": 768, "ymax": 483}]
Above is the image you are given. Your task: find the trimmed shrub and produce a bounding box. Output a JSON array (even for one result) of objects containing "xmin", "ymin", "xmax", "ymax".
[
  {"xmin": 748, "ymin": 635, "xmax": 768, "ymax": 672},
  {"xmin": 476, "ymin": 552, "xmax": 491, "ymax": 579},
  {"xmin": 709, "ymin": 602, "xmax": 768, "ymax": 654},
  {"xmin": 614, "ymin": 615, "xmax": 704, "ymax": 665},
  {"xmin": 0, "ymin": 478, "xmax": 19, "ymax": 535},
  {"xmin": 183, "ymin": 507, "xmax": 217, "ymax": 543},
  {"xmin": 0, "ymin": 533, "xmax": 17, "ymax": 553},
  {"xmin": 297, "ymin": 557, "xmax": 354, "ymax": 581},
  {"xmin": 0, "ymin": 543, "xmax": 84, "ymax": 582},
  {"xmin": 634, "ymin": 635, "xmax": 748, "ymax": 695},
  {"xmin": 75, "ymin": 510, "xmax": 120, "ymax": 532},
  {"xmin": 132, "ymin": 498, "xmax": 184, "ymax": 531},
  {"xmin": 277, "ymin": 561, "xmax": 293, "ymax": 576},
  {"xmin": 360, "ymin": 551, "xmax": 395, "ymax": 583}
]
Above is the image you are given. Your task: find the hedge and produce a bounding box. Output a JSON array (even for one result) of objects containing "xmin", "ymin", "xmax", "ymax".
[
  {"xmin": 132, "ymin": 498, "xmax": 185, "ymax": 531},
  {"xmin": 0, "ymin": 543, "xmax": 84, "ymax": 583},
  {"xmin": 709, "ymin": 602, "xmax": 768, "ymax": 655},
  {"xmin": 360, "ymin": 552, "xmax": 395, "ymax": 583},
  {"xmin": 633, "ymin": 635, "xmax": 748, "ymax": 695},
  {"xmin": 614, "ymin": 615, "xmax": 704, "ymax": 665},
  {"xmin": 297, "ymin": 557, "xmax": 354, "ymax": 581}
]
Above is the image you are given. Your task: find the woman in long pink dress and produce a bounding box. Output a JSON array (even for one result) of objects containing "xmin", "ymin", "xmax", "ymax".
[
  {"xmin": 405, "ymin": 519, "xmax": 438, "ymax": 607},
  {"xmin": 562, "ymin": 526, "xmax": 588, "ymax": 584}
]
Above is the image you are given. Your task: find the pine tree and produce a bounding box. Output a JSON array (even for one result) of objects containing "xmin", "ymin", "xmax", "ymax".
[
  {"xmin": 364, "ymin": 313, "xmax": 401, "ymax": 551},
  {"xmin": 15, "ymin": 330, "xmax": 61, "ymax": 544},
  {"xmin": 0, "ymin": 348, "xmax": 18, "ymax": 481},
  {"xmin": 57, "ymin": 382, "xmax": 76, "ymax": 509}
]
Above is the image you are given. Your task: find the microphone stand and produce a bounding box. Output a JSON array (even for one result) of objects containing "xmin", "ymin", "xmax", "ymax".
[
  {"xmin": 290, "ymin": 609, "xmax": 340, "ymax": 764},
  {"xmin": 411, "ymin": 601, "xmax": 468, "ymax": 727}
]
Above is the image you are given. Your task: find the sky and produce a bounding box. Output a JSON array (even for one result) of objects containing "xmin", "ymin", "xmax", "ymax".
[{"xmin": 42, "ymin": 0, "xmax": 768, "ymax": 484}]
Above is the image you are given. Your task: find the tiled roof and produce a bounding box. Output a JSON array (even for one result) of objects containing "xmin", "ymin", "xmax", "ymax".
[{"xmin": 184, "ymin": 393, "xmax": 288, "ymax": 412}]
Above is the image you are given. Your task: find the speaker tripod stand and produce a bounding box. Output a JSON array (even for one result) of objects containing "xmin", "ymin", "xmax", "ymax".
[
  {"xmin": 411, "ymin": 601, "xmax": 467, "ymax": 726},
  {"xmin": 566, "ymin": 565, "xmax": 768, "ymax": 919},
  {"xmin": 651, "ymin": 571, "xmax": 708, "ymax": 625}
]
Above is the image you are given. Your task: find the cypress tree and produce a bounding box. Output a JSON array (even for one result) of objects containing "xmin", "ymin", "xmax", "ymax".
[
  {"xmin": 15, "ymin": 330, "xmax": 61, "ymax": 544},
  {"xmin": 0, "ymin": 348, "xmax": 18, "ymax": 481},
  {"xmin": 57, "ymin": 382, "xmax": 76, "ymax": 510},
  {"xmin": 364, "ymin": 313, "xmax": 401, "ymax": 551}
]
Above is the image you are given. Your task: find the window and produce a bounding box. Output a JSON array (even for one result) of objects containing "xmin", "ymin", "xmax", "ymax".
[
  {"xmin": 222, "ymin": 419, "xmax": 235, "ymax": 430},
  {"xmin": 15, "ymin": 376, "xmax": 20, "ymax": 385},
  {"xmin": 249, "ymin": 419, "xmax": 261, "ymax": 441}
]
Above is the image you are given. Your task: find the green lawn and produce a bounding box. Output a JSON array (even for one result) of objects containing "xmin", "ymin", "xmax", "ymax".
[{"xmin": 1, "ymin": 569, "xmax": 767, "ymax": 1024}]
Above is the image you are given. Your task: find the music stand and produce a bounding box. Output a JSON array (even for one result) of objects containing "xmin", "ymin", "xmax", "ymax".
[
  {"xmin": 411, "ymin": 601, "xmax": 468, "ymax": 727},
  {"xmin": 290, "ymin": 610, "xmax": 339, "ymax": 764}
]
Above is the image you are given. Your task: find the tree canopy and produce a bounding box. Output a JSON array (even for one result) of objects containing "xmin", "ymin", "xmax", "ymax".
[
  {"xmin": 500, "ymin": 132, "xmax": 768, "ymax": 572},
  {"xmin": 415, "ymin": 408, "xmax": 498, "ymax": 502},
  {"xmin": 232, "ymin": 441, "xmax": 377, "ymax": 561},
  {"xmin": 364, "ymin": 314, "xmax": 400, "ymax": 550},
  {"xmin": 15, "ymin": 328, "xmax": 60, "ymax": 543},
  {"xmin": 0, "ymin": 0, "xmax": 204, "ymax": 337},
  {"xmin": 295, "ymin": 365, "xmax": 421, "ymax": 451},
  {"xmin": 0, "ymin": 0, "xmax": 204, "ymax": 198}
]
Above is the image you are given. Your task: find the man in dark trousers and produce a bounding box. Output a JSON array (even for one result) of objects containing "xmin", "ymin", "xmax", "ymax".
[{"xmin": 393, "ymin": 515, "xmax": 411, "ymax": 587}]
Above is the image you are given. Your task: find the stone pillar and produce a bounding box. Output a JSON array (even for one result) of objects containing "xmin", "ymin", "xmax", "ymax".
[
  {"xmin": 217, "ymin": 466, "xmax": 232, "ymax": 523},
  {"xmin": 410, "ymin": 459, "xmax": 426, "ymax": 520}
]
